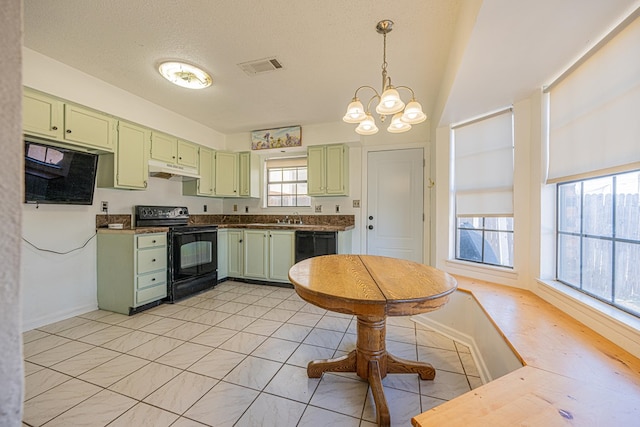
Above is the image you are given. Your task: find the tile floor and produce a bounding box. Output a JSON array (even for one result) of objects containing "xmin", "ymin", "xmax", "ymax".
[{"xmin": 22, "ymin": 281, "xmax": 482, "ymax": 427}]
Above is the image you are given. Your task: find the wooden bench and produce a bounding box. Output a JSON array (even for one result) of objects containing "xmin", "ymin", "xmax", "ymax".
[{"xmin": 411, "ymin": 276, "xmax": 640, "ymax": 427}]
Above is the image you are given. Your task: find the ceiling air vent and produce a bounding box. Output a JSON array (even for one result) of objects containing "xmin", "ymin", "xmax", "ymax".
[{"xmin": 238, "ymin": 57, "xmax": 284, "ymax": 76}]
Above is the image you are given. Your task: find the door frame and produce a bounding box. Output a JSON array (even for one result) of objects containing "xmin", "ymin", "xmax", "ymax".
[{"xmin": 360, "ymin": 141, "xmax": 431, "ymax": 264}]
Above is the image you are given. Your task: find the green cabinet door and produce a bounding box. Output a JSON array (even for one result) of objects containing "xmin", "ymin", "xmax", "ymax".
[
  {"xmin": 307, "ymin": 146, "xmax": 326, "ymax": 196},
  {"xmin": 23, "ymin": 88, "xmax": 64, "ymax": 139},
  {"xmin": 215, "ymin": 151, "xmax": 239, "ymax": 196},
  {"xmin": 217, "ymin": 229, "xmax": 229, "ymax": 280},
  {"xmin": 151, "ymin": 132, "xmax": 178, "ymax": 163},
  {"xmin": 325, "ymin": 144, "xmax": 349, "ymax": 195},
  {"xmin": 115, "ymin": 121, "xmax": 149, "ymax": 189},
  {"xmin": 177, "ymin": 140, "xmax": 198, "ymax": 168},
  {"xmin": 227, "ymin": 229, "xmax": 244, "ymax": 278},
  {"xmin": 239, "ymin": 151, "xmax": 260, "ymax": 198},
  {"xmin": 243, "ymin": 229, "xmax": 268, "ymax": 279},
  {"xmin": 268, "ymin": 230, "xmax": 294, "ymax": 282},
  {"xmin": 64, "ymin": 104, "xmax": 115, "ymax": 152}
]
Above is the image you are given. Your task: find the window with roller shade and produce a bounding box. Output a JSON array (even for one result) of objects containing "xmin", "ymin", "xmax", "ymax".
[
  {"xmin": 547, "ymin": 10, "xmax": 640, "ymax": 316},
  {"xmin": 266, "ymin": 157, "xmax": 311, "ymax": 207},
  {"xmin": 453, "ymin": 109, "xmax": 514, "ymax": 268}
]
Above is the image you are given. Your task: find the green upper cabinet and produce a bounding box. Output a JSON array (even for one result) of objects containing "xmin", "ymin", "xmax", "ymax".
[
  {"xmin": 307, "ymin": 144, "xmax": 349, "ymax": 196},
  {"xmin": 150, "ymin": 132, "xmax": 178, "ymax": 163},
  {"xmin": 151, "ymin": 132, "xmax": 199, "ymax": 168},
  {"xmin": 23, "ymin": 88, "xmax": 64, "ymax": 139},
  {"xmin": 239, "ymin": 151, "xmax": 261, "ymax": 198},
  {"xmin": 97, "ymin": 121, "xmax": 150, "ymax": 190},
  {"xmin": 177, "ymin": 140, "xmax": 199, "ymax": 168},
  {"xmin": 23, "ymin": 87, "xmax": 115, "ymax": 152},
  {"xmin": 215, "ymin": 151, "xmax": 239, "ymax": 196},
  {"xmin": 63, "ymin": 104, "xmax": 115, "ymax": 152},
  {"xmin": 183, "ymin": 146, "xmax": 215, "ymax": 196}
]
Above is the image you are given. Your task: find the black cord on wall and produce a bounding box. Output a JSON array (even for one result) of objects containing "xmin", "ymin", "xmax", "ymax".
[{"xmin": 22, "ymin": 233, "xmax": 97, "ymax": 255}]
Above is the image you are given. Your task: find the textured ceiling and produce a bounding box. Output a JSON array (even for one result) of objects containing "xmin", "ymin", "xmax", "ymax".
[
  {"xmin": 23, "ymin": 0, "xmax": 638, "ymax": 135},
  {"xmin": 23, "ymin": 0, "xmax": 461, "ymax": 134}
]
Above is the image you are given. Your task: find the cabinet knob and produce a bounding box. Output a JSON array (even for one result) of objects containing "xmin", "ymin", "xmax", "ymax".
[
  {"xmin": 152, "ymin": 278, "xmax": 156, "ymax": 281},
  {"xmin": 66, "ymin": 129, "xmax": 72, "ymax": 133},
  {"xmin": 152, "ymin": 258, "xmax": 156, "ymax": 262},
  {"xmin": 152, "ymin": 240, "xmax": 156, "ymax": 243},
  {"xmin": 239, "ymin": 239, "xmax": 243, "ymax": 243},
  {"xmin": 51, "ymin": 126, "xmax": 58, "ymax": 130},
  {"xmin": 179, "ymin": 157, "xmax": 182, "ymax": 160}
]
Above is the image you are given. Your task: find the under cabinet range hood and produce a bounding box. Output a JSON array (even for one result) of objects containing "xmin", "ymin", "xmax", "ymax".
[{"xmin": 148, "ymin": 159, "xmax": 200, "ymax": 181}]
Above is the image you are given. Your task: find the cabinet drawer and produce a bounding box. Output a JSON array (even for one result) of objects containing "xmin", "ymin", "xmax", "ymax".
[
  {"xmin": 137, "ymin": 247, "xmax": 167, "ymax": 274},
  {"xmin": 137, "ymin": 270, "xmax": 166, "ymax": 290},
  {"xmin": 135, "ymin": 283, "xmax": 167, "ymax": 306},
  {"xmin": 137, "ymin": 234, "xmax": 166, "ymax": 249}
]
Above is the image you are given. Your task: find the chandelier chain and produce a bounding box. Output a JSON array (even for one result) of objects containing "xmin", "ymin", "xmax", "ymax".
[{"xmin": 381, "ymin": 31, "xmax": 388, "ymax": 91}]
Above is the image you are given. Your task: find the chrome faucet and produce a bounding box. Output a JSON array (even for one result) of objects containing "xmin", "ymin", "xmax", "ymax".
[{"xmin": 293, "ymin": 211, "xmax": 303, "ymax": 225}]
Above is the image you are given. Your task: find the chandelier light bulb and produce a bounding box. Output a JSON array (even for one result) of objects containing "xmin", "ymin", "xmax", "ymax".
[
  {"xmin": 376, "ymin": 88, "xmax": 405, "ymax": 115},
  {"xmin": 388, "ymin": 113, "xmax": 412, "ymax": 133},
  {"xmin": 355, "ymin": 114, "xmax": 379, "ymax": 135},
  {"xmin": 343, "ymin": 98, "xmax": 366, "ymax": 123},
  {"xmin": 401, "ymin": 100, "xmax": 427, "ymax": 124}
]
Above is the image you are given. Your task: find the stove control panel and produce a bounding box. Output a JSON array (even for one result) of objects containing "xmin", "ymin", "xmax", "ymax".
[{"xmin": 135, "ymin": 206, "xmax": 189, "ymax": 220}]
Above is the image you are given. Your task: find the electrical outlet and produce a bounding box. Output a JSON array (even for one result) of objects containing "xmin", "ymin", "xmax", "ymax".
[
  {"xmin": 203, "ymin": 204, "xmax": 207, "ymax": 212},
  {"xmin": 353, "ymin": 200, "xmax": 360, "ymax": 208},
  {"xmin": 233, "ymin": 204, "xmax": 238, "ymax": 212},
  {"xmin": 101, "ymin": 201, "xmax": 108, "ymax": 212},
  {"xmin": 245, "ymin": 206, "xmax": 249, "ymax": 213},
  {"xmin": 315, "ymin": 205, "xmax": 322, "ymax": 213},
  {"xmin": 335, "ymin": 205, "xmax": 340, "ymax": 213}
]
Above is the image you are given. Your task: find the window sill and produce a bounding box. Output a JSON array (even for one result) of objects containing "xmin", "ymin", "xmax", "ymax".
[
  {"xmin": 445, "ymin": 259, "xmax": 519, "ymax": 281},
  {"xmin": 535, "ymin": 278, "xmax": 640, "ymax": 357}
]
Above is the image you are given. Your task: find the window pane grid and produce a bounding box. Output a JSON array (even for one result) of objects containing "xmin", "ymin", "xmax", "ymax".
[
  {"xmin": 557, "ymin": 170, "xmax": 640, "ymax": 317},
  {"xmin": 267, "ymin": 166, "xmax": 310, "ymax": 207},
  {"xmin": 456, "ymin": 217, "xmax": 514, "ymax": 268}
]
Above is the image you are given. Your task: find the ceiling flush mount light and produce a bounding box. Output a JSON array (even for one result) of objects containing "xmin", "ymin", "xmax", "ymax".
[
  {"xmin": 343, "ymin": 20, "xmax": 427, "ymax": 135},
  {"xmin": 158, "ymin": 61, "xmax": 212, "ymax": 90}
]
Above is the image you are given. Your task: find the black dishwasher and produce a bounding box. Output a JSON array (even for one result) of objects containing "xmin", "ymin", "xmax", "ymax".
[{"xmin": 295, "ymin": 231, "xmax": 338, "ymax": 263}]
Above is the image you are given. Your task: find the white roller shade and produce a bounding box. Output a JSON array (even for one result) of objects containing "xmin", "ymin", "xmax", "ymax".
[
  {"xmin": 547, "ymin": 11, "xmax": 640, "ymax": 183},
  {"xmin": 454, "ymin": 110, "xmax": 514, "ymax": 217},
  {"xmin": 265, "ymin": 156, "xmax": 307, "ymax": 168}
]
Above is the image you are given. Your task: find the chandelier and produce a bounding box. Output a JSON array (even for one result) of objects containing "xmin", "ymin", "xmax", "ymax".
[{"xmin": 343, "ymin": 20, "xmax": 427, "ymax": 135}]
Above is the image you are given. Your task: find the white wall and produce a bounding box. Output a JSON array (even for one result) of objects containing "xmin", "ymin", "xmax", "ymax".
[
  {"xmin": 21, "ymin": 49, "xmax": 228, "ymax": 330},
  {"xmin": 1, "ymin": 0, "xmax": 24, "ymax": 423}
]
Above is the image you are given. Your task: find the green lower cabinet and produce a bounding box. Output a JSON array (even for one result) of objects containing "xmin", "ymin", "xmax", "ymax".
[
  {"xmin": 97, "ymin": 232, "xmax": 167, "ymax": 315},
  {"xmin": 243, "ymin": 229, "xmax": 294, "ymax": 283}
]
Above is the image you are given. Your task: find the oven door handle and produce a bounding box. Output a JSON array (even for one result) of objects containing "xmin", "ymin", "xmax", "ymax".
[{"xmin": 172, "ymin": 229, "xmax": 218, "ymax": 236}]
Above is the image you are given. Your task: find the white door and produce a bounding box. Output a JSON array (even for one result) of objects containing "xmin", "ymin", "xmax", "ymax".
[{"xmin": 367, "ymin": 148, "xmax": 424, "ymax": 262}]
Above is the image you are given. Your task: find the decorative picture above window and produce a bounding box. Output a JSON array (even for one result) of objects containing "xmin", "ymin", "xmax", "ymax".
[{"xmin": 251, "ymin": 125, "xmax": 301, "ymax": 150}]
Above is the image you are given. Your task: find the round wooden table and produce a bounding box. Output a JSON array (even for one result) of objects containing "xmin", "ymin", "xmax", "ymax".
[{"xmin": 288, "ymin": 254, "xmax": 457, "ymax": 427}]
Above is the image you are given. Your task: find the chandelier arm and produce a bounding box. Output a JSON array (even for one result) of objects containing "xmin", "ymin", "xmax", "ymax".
[
  {"xmin": 365, "ymin": 94, "xmax": 381, "ymax": 113},
  {"xmin": 393, "ymin": 85, "xmax": 417, "ymax": 99},
  {"xmin": 353, "ymin": 85, "xmax": 381, "ymax": 100}
]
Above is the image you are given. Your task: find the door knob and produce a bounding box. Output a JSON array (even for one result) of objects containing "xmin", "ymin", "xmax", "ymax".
[
  {"xmin": 368, "ymin": 225, "xmax": 374, "ymax": 230},
  {"xmin": 368, "ymin": 216, "xmax": 373, "ymax": 220}
]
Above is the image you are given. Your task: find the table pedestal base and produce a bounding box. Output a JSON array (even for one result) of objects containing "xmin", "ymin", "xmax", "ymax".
[{"xmin": 306, "ymin": 316, "xmax": 435, "ymax": 427}]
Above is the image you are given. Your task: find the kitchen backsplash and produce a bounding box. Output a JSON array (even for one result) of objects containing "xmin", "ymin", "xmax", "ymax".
[{"xmin": 96, "ymin": 214, "xmax": 355, "ymax": 228}]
